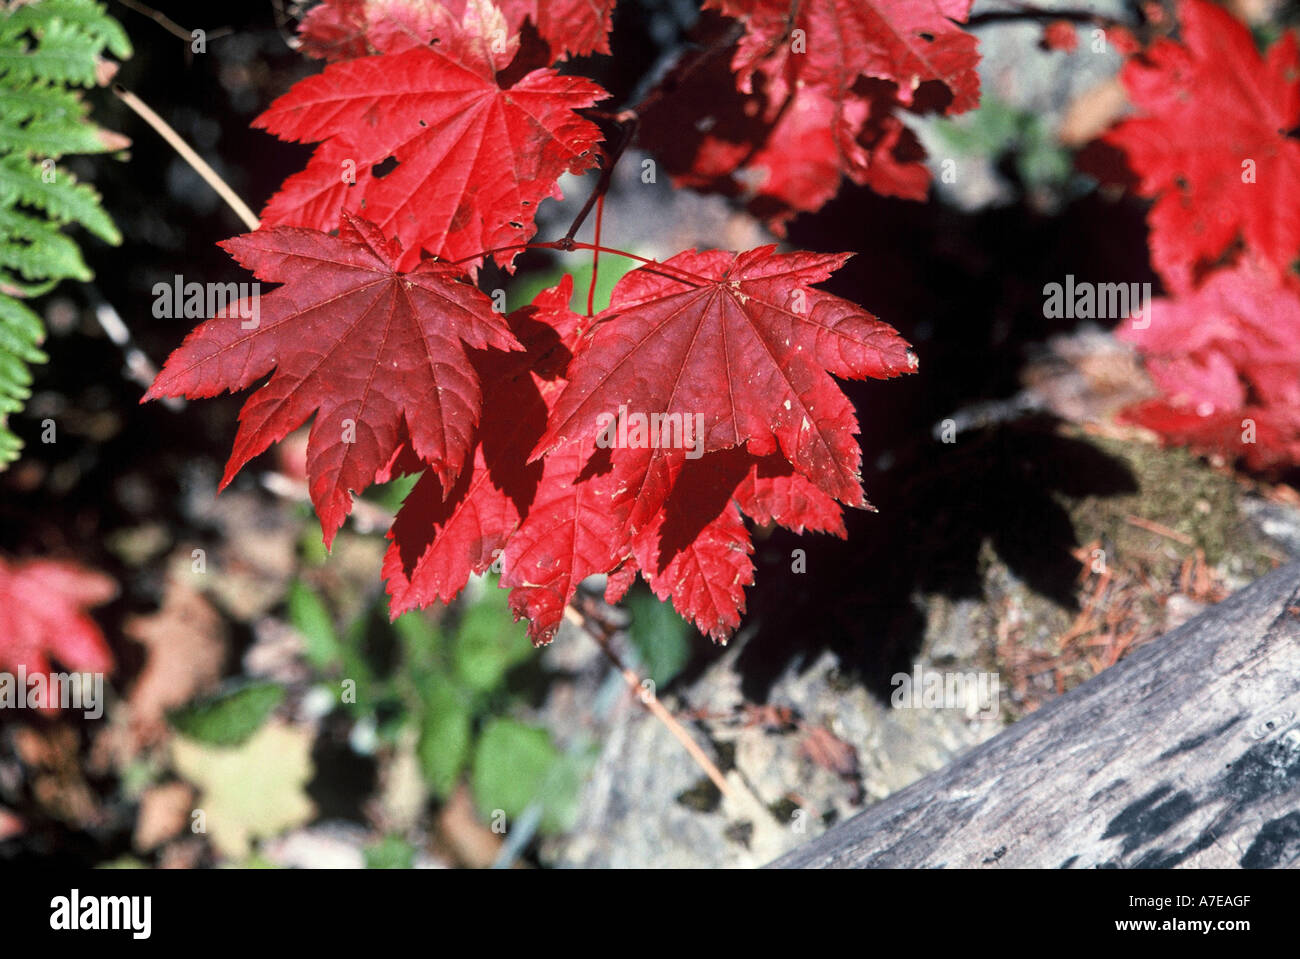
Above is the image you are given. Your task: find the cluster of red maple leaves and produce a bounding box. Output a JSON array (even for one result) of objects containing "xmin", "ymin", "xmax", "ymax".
[
  {"xmin": 137, "ymin": 0, "xmax": 1300, "ymax": 649},
  {"xmin": 144, "ymin": 0, "xmax": 993, "ymax": 642},
  {"xmin": 639, "ymin": 0, "xmax": 981, "ymax": 231},
  {"xmin": 1102, "ymin": 0, "xmax": 1300, "ymax": 469}
]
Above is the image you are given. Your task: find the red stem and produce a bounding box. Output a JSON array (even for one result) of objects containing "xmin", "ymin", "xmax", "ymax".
[{"xmin": 588, "ymin": 194, "xmax": 604, "ymax": 317}]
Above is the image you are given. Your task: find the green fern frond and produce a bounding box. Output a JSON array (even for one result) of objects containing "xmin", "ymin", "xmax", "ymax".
[
  {"xmin": 0, "ymin": 0, "xmax": 129, "ymax": 467},
  {"xmin": 2, "ymin": 0, "xmax": 131, "ymax": 60},
  {"xmin": 0, "ymin": 18, "xmax": 103, "ymax": 85},
  {"xmin": 2, "ymin": 77, "xmax": 86, "ymax": 124},
  {"xmin": 0, "ymin": 206, "xmax": 92, "ymax": 281},
  {"xmin": 0, "ymin": 155, "xmax": 118, "ymax": 243},
  {"xmin": 0, "ymin": 110, "xmax": 125, "ymax": 155},
  {"xmin": 0, "ymin": 294, "xmax": 43, "ymax": 462}
]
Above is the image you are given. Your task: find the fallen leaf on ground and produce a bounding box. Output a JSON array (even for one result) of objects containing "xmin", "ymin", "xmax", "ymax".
[
  {"xmin": 124, "ymin": 573, "xmax": 227, "ymax": 744},
  {"xmin": 170, "ymin": 719, "xmax": 317, "ymax": 860},
  {"xmin": 133, "ymin": 781, "xmax": 196, "ymax": 853}
]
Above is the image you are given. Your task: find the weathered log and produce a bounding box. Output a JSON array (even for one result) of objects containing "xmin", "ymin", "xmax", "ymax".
[{"xmin": 770, "ymin": 561, "xmax": 1300, "ymax": 868}]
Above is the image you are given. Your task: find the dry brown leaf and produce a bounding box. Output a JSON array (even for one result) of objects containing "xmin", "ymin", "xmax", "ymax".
[
  {"xmin": 133, "ymin": 781, "xmax": 196, "ymax": 852},
  {"xmin": 436, "ymin": 784, "xmax": 503, "ymax": 869},
  {"xmin": 124, "ymin": 570, "xmax": 226, "ymax": 744},
  {"xmin": 799, "ymin": 725, "xmax": 860, "ymax": 781}
]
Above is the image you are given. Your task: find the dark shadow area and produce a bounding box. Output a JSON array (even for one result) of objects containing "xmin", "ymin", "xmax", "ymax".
[
  {"xmin": 718, "ymin": 173, "xmax": 1157, "ymax": 701},
  {"xmin": 737, "ymin": 417, "xmax": 1138, "ymax": 703}
]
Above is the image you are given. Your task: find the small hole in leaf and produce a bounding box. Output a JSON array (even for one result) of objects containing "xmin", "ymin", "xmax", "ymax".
[
  {"xmin": 371, "ymin": 157, "xmax": 399, "ymax": 179},
  {"xmin": 920, "ymin": 32, "xmax": 934, "ymax": 41}
]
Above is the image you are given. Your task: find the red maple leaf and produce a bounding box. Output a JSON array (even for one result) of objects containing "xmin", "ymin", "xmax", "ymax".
[
  {"xmin": 503, "ymin": 437, "xmax": 846, "ymax": 643},
  {"xmin": 536, "ymin": 246, "xmax": 916, "ymax": 531},
  {"xmin": 300, "ymin": 0, "xmax": 616, "ymax": 62},
  {"xmin": 495, "ymin": 280, "xmax": 632, "ymax": 639},
  {"xmin": 0, "ymin": 556, "xmax": 116, "ymax": 677},
  {"xmin": 744, "ymin": 80, "xmax": 932, "ymax": 223},
  {"xmin": 509, "ymin": 441, "xmax": 849, "ymax": 643},
  {"xmin": 154, "ymin": 2, "xmax": 931, "ymax": 647},
  {"xmin": 497, "ymin": 0, "xmax": 617, "ymax": 59},
  {"xmin": 641, "ymin": 58, "xmax": 931, "ymax": 233},
  {"xmin": 735, "ymin": 450, "xmax": 847, "ymax": 537},
  {"xmin": 1102, "ymin": 0, "xmax": 1300, "ymax": 291},
  {"xmin": 1118, "ymin": 258, "xmax": 1300, "ymax": 469},
  {"xmin": 145, "ymin": 214, "xmax": 519, "ymax": 547},
  {"xmin": 630, "ymin": 451, "xmax": 755, "ymax": 640},
  {"xmin": 258, "ymin": 0, "xmax": 608, "ymax": 271},
  {"xmin": 380, "ymin": 372, "xmax": 546, "ymax": 613}
]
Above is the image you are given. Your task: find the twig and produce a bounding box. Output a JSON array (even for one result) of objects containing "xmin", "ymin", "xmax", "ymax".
[
  {"xmin": 113, "ymin": 85, "xmax": 261, "ymax": 232},
  {"xmin": 114, "ymin": 0, "xmax": 234, "ymax": 44},
  {"xmin": 967, "ymin": 2, "xmax": 1127, "ymax": 29},
  {"xmin": 562, "ymin": 604, "xmax": 736, "ymax": 800},
  {"xmin": 586, "ymin": 194, "xmax": 603, "ymax": 316},
  {"xmin": 561, "ymin": 112, "xmax": 636, "ymax": 248},
  {"xmin": 1124, "ymin": 514, "xmax": 1195, "ymax": 546},
  {"xmin": 557, "ymin": 15, "xmax": 748, "ymax": 247},
  {"xmin": 114, "ymin": 0, "xmax": 192, "ymax": 41}
]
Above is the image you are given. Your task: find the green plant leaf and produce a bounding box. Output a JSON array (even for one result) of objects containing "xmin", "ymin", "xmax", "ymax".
[
  {"xmin": 287, "ymin": 580, "xmax": 342, "ymax": 671},
  {"xmin": 627, "ymin": 586, "xmax": 692, "ymax": 687},
  {"xmin": 168, "ymin": 682, "xmax": 286, "ymax": 747},
  {"xmin": 471, "ymin": 719, "xmax": 559, "ymax": 824},
  {"xmin": 417, "ymin": 684, "xmax": 471, "ymax": 796},
  {"xmin": 452, "ymin": 586, "xmax": 532, "ymax": 693}
]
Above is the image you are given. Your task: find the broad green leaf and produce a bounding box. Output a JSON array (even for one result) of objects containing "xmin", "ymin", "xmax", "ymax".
[
  {"xmin": 471, "ymin": 719, "xmax": 584, "ymax": 833},
  {"xmin": 453, "ymin": 587, "xmax": 532, "ymax": 693},
  {"xmin": 168, "ymin": 682, "xmax": 285, "ymax": 747},
  {"xmin": 416, "ymin": 684, "xmax": 471, "ymax": 796},
  {"xmin": 627, "ymin": 587, "xmax": 691, "ymax": 687},
  {"xmin": 287, "ymin": 580, "xmax": 342, "ymax": 671}
]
